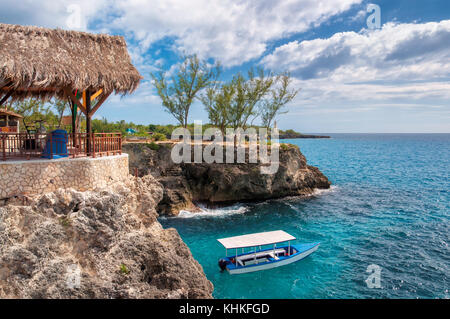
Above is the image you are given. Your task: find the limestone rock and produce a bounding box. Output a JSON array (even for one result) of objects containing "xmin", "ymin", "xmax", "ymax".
[
  {"xmin": 0, "ymin": 175, "xmax": 213, "ymax": 299},
  {"xmin": 123, "ymin": 143, "xmax": 331, "ymax": 216}
]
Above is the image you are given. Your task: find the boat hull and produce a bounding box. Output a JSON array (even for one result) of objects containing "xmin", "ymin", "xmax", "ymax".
[{"xmin": 225, "ymin": 243, "xmax": 319, "ymax": 275}]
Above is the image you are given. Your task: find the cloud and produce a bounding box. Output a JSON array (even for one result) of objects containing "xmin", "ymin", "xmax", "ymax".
[
  {"xmin": 350, "ymin": 9, "xmax": 366, "ymax": 22},
  {"xmin": 0, "ymin": 0, "xmax": 363, "ymax": 70},
  {"xmin": 262, "ymin": 20, "xmax": 450, "ymax": 81},
  {"xmin": 260, "ymin": 20, "xmax": 450, "ymax": 111},
  {"xmin": 0, "ymin": 0, "xmax": 107, "ymax": 31},
  {"xmin": 94, "ymin": 0, "xmax": 362, "ymax": 67},
  {"xmin": 2, "ymin": 0, "xmax": 448, "ymax": 131}
]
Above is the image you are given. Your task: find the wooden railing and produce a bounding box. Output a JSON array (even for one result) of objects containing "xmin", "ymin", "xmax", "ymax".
[
  {"xmin": 0, "ymin": 126, "xmax": 18, "ymax": 133},
  {"xmin": 1, "ymin": 132, "xmax": 122, "ymax": 161}
]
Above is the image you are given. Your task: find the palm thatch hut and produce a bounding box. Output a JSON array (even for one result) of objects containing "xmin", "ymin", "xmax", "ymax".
[
  {"xmin": 0, "ymin": 23, "xmax": 142, "ymax": 151},
  {"xmin": 0, "ymin": 108, "xmax": 22, "ymax": 133}
]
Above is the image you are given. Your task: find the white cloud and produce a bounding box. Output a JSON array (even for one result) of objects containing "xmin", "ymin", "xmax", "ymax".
[
  {"xmin": 261, "ymin": 20, "xmax": 450, "ymax": 110},
  {"xmin": 96, "ymin": 0, "xmax": 362, "ymax": 67},
  {"xmin": 2, "ymin": 0, "xmax": 448, "ymax": 131},
  {"xmin": 0, "ymin": 0, "xmax": 364, "ymax": 70},
  {"xmin": 350, "ymin": 9, "xmax": 366, "ymax": 22},
  {"xmin": 262, "ymin": 20, "xmax": 450, "ymax": 80},
  {"xmin": 0, "ymin": 0, "xmax": 108, "ymax": 31}
]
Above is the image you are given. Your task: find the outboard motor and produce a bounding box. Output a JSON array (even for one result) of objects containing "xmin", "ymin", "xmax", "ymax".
[{"xmin": 218, "ymin": 259, "xmax": 228, "ymax": 272}]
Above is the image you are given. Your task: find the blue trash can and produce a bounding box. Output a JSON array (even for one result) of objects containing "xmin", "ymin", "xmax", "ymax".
[{"xmin": 42, "ymin": 129, "xmax": 69, "ymax": 159}]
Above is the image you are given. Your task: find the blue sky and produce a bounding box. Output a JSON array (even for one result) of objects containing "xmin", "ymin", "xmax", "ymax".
[{"xmin": 1, "ymin": 0, "xmax": 449, "ymax": 133}]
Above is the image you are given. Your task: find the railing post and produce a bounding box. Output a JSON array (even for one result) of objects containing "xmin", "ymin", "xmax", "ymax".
[
  {"xmin": 72, "ymin": 133, "xmax": 76, "ymax": 158},
  {"xmin": 92, "ymin": 133, "xmax": 96, "ymax": 158},
  {"xmin": 2, "ymin": 135, "xmax": 5, "ymax": 161},
  {"xmin": 49, "ymin": 134, "xmax": 53, "ymax": 159},
  {"xmin": 119, "ymin": 133, "xmax": 122, "ymax": 155}
]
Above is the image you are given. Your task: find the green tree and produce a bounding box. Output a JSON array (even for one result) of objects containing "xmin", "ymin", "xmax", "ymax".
[
  {"xmin": 260, "ymin": 72, "xmax": 299, "ymax": 130},
  {"xmin": 151, "ymin": 54, "xmax": 221, "ymax": 128},
  {"xmin": 228, "ymin": 68, "xmax": 274, "ymax": 130},
  {"xmin": 10, "ymin": 98, "xmax": 58, "ymax": 132},
  {"xmin": 200, "ymin": 82, "xmax": 234, "ymax": 135},
  {"xmin": 52, "ymin": 99, "xmax": 69, "ymax": 128}
]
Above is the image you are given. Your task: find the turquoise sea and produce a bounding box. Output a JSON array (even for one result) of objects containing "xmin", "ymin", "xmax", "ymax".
[{"xmin": 159, "ymin": 134, "xmax": 449, "ymax": 299}]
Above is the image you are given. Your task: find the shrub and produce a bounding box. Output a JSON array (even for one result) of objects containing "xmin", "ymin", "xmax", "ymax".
[
  {"xmin": 146, "ymin": 142, "xmax": 160, "ymax": 151},
  {"xmin": 59, "ymin": 216, "xmax": 72, "ymax": 227},
  {"xmin": 119, "ymin": 263, "xmax": 130, "ymax": 275},
  {"xmin": 152, "ymin": 132, "xmax": 167, "ymax": 141}
]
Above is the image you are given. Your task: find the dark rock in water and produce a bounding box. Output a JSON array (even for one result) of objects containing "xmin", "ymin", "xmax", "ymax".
[
  {"xmin": 123, "ymin": 143, "xmax": 331, "ymax": 216},
  {"xmin": 0, "ymin": 175, "xmax": 213, "ymax": 299}
]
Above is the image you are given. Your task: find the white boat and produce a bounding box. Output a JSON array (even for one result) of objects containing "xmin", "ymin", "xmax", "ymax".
[{"xmin": 217, "ymin": 230, "xmax": 319, "ymax": 274}]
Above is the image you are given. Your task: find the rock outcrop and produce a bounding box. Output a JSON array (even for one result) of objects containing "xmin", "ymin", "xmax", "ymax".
[
  {"xmin": 0, "ymin": 175, "xmax": 213, "ymax": 299},
  {"xmin": 124, "ymin": 142, "xmax": 331, "ymax": 216}
]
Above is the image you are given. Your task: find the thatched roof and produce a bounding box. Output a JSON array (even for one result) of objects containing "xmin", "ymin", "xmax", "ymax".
[
  {"xmin": 0, "ymin": 108, "xmax": 23, "ymax": 118},
  {"xmin": 0, "ymin": 23, "xmax": 142, "ymax": 101}
]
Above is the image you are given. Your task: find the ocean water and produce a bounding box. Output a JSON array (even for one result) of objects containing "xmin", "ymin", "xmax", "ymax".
[{"xmin": 159, "ymin": 134, "xmax": 449, "ymax": 299}]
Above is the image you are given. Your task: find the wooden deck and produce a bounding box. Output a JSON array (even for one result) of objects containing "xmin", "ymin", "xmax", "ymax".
[{"xmin": 0, "ymin": 132, "xmax": 122, "ymax": 161}]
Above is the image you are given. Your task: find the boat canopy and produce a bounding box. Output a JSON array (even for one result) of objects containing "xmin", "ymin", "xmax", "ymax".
[{"xmin": 217, "ymin": 230, "xmax": 296, "ymax": 249}]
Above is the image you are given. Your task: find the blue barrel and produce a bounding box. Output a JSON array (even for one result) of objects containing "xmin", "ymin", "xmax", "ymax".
[{"xmin": 42, "ymin": 129, "xmax": 69, "ymax": 159}]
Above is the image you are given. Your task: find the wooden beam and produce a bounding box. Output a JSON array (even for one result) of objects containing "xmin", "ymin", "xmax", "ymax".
[
  {"xmin": 63, "ymin": 87, "xmax": 87, "ymax": 116},
  {"xmin": 0, "ymin": 81, "xmax": 13, "ymax": 90},
  {"xmin": 85, "ymin": 90, "xmax": 92, "ymax": 155},
  {"xmin": 70, "ymin": 100, "xmax": 77, "ymax": 148},
  {"xmin": 91, "ymin": 89, "xmax": 103, "ymax": 101},
  {"xmin": 89, "ymin": 92, "xmax": 111, "ymax": 117},
  {"xmin": 82, "ymin": 91, "xmax": 87, "ymax": 107},
  {"xmin": 0, "ymin": 90, "xmax": 14, "ymax": 107}
]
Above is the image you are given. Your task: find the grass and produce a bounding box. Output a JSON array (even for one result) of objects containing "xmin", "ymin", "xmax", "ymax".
[
  {"xmin": 145, "ymin": 142, "xmax": 160, "ymax": 151},
  {"xmin": 119, "ymin": 263, "xmax": 130, "ymax": 275},
  {"xmin": 59, "ymin": 216, "xmax": 72, "ymax": 227}
]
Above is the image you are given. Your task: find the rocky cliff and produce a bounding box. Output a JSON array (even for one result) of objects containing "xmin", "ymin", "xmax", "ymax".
[
  {"xmin": 0, "ymin": 175, "xmax": 213, "ymax": 299},
  {"xmin": 124, "ymin": 143, "xmax": 331, "ymax": 216}
]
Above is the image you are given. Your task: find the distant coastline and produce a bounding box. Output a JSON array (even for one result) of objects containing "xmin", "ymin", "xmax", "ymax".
[{"xmin": 279, "ymin": 131, "xmax": 331, "ymax": 139}]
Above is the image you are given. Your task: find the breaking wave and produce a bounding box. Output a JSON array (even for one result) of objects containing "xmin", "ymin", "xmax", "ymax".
[
  {"xmin": 173, "ymin": 186, "xmax": 338, "ymax": 218},
  {"xmin": 176, "ymin": 203, "xmax": 250, "ymax": 218},
  {"xmin": 312, "ymin": 185, "xmax": 339, "ymax": 196}
]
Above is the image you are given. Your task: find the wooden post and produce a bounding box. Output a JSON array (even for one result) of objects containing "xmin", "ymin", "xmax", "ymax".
[
  {"xmin": 119, "ymin": 134, "xmax": 122, "ymax": 154},
  {"xmin": 85, "ymin": 90, "xmax": 92, "ymax": 155},
  {"xmin": 2, "ymin": 135, "xmax": 5, "ymax": 161},
  {"xmin": 70, "ymin": 99, "xmax": 77, "ymax": 148},
  {"xmin": 92, "ymin": 133, "xmax": 96, "ymax": 158}
]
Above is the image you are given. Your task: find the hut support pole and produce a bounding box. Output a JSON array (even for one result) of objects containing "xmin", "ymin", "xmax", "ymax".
[
  {"xmin": 63, "ymin": 88, "xmax": 87, "ymax": 116},
  {"xmin": 85, "ymin": 90, "xmax": 92, "ymax": 156},
  {"xmin": 70, "ymin": 100, "xmax": 78, "ymax": 148}
]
